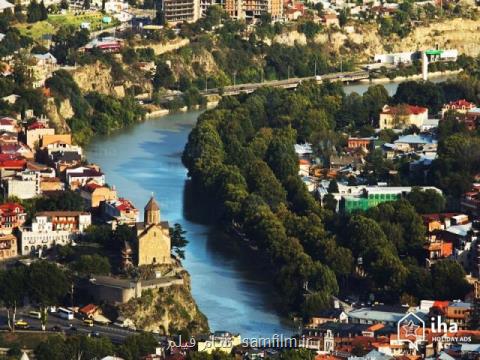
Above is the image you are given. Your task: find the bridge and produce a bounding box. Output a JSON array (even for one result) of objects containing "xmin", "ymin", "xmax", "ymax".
[{"xmin": 202, "ymin": 70, "xmax": 369, "ymax": 96}]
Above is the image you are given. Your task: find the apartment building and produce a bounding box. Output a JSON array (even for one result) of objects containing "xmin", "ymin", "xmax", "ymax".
[
  {"xmin": 224, "ymin": 0, "xmax": 282, "ymax": 19},
  {"xmin": 162, "ymin": 0, "xmax": 201, "ymax": 23}
]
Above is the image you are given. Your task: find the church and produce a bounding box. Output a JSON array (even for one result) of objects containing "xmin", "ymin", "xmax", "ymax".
[{"xmin": 121, "ymin": 196, "xmax": 171, "ymax": 269}]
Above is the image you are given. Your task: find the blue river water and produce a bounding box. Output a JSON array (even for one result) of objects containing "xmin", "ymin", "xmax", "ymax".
[{"xmin": 85, "ymin": 76, "xmax": 454, "ymax": 338}]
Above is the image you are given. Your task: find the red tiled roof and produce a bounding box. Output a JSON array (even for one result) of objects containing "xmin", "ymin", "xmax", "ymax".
[
  {"xmin": 116, "ymin": 198, "xmax": 136, "ymax": 212},
  {"xmin": 0, "ymin": 118, "xmax": 14, "ymax": 126},
  {"xmin": 0, "ymin": 159, "xmax": 25, "ymax": 169},
  {"xmin": 446, "ymin": 99, "xmax": 475, "ymax": 108},
  {"xmin": 421, "ymin": 213, "xmax": 459, "ymax": 222},
  {"xmin": 84, "ymin": 182, "xmax": 103, "ymax": 193},
  {"xmin": 0, "ymin": 202, "xmax": 24, "ymax": 215},
  {"xmin": 79, "ymin": 303, "xmax": 98, "ymax": 315},
  {"xmin": 27, "ymin": 121, "xmax": 47, "ymax": 130},
  {"xmin": 382, "ymin": 105, "xmax": 428, "ymax": 115}
]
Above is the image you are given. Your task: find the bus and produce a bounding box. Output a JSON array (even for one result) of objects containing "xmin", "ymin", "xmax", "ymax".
[
  {"xmin": 29, "ymin": 311, "xmax": 41, "ymax": 319},
  {"xmin": 57, "ymin": 307, "xmax": 74, "ymax": 320}
]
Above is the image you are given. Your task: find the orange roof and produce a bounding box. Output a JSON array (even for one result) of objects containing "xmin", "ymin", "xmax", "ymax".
[
  {"xmin": 299, "ymin": 159, "xmax": 311, "ymax": 165},
  {"xmin": 367, "ymin": 323, "xmax": 385, "ymax": 332},
  {"xmin": 79, "ymin": 303, "xmax": 98, "ymax": 315},
  {"xmin": 382, "ymin": 105, "xmax": 428, "ymax": 116}
]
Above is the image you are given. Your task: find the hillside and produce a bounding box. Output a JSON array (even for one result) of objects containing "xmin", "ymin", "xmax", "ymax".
[{"xmin": 119, "ymin": 272, "xmax": 209, "ymax": 336}]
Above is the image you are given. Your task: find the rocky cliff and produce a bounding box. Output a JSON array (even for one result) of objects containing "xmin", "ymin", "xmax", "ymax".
[
  {"xmin": 44, "ymin": 97, "xmax": 73, "ymax": 134},
  {"xmin": 118, "ymin": 271, "xmax": 209, "ymax": 336},
  {"xmin": 71, "ymin": 61, "xmax": 119, "ymax": 97}
]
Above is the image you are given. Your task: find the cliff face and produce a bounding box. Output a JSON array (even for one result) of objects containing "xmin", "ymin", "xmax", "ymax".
[
  {"xmin": 71, "ymin": 61, "xmax": 118, "ymax": 97},
  {"xmin": 118, "ymin": 272, "xmax": 209, "ymax": 336},
  {"xmin": 341, "ymin": 18, "xmax": 480, "ymax": 61},
  {"xmin": 44, "ymin": 97, "xmax": 73, "ymax": 134}
]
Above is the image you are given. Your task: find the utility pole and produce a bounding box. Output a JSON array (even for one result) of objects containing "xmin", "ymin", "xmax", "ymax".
[
  {"xmin": 314, "ymin": 59, "xmax": 317, "ymax": 77},
  {"xmin": 233, "ymin": 71, "xmax": 236, "ymax": 88},
  {"xmin": 205, "ymin": 73, "xmax": 208, "ymax": 92}
]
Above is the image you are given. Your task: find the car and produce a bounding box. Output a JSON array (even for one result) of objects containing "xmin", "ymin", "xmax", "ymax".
[
  {"xmin": 15, "ymin": 320, "xmax": 29, "ymax": 329},
  {"xmin": 83, "ymin": 319, "xmax": 94, "ymax": 327},
  {"xmin": 51, "ymin": 325, "xmax": 62, "ymax": 332},
  {"xmin": 69, "ymin": 326, "xmax": 78, "ymax": 332},
  {"xmin": 90, "ymin": 331, "xmax": 100, "ymax": 337}
]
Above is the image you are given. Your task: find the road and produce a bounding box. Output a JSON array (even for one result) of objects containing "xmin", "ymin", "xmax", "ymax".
[{"xmin": 0, "ymin": 308, "xmax": 138, "ymax": 344}]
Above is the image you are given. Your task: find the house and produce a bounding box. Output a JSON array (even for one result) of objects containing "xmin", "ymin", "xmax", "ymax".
[
  {"xmin": 347, "ymin": 137, "xmax": 375, "ymax": 152},
  {"xmin": 19, "ymin": 211, "xmax": 91, "ymax": 256},
  {"xmin": 40, "ymin": 177, "xmax": 65, "ymax": 192},
  {"xmin": 461, "ymin": 184, "xmax": 480, "ymax": 216},
  {"xmin": 441, "ymin": 99, "xmax": 475, "ymax": 118},
  {"xmin": 329, "ymin": 154, "xmax": 364, "ymax": 172},
  {"xmin": 347, "ymin": 305, "xmax": 411, "ymax": 326},
  {"xmin": 295, "ymin": 143, "xmax": 313, "ymax": 158},
  {"xmin": 393, "ymin": 134, "xmax": 437, "ymax": 152},
  {"xmin": 379, "ymin": 104, "xmax": 428, "ymax": 129},
  {"xmin": 307, "ymin": 308, "xmax": 349, "ymax": 328},
  {"xmin": 299, "ymin": 159, "xmax": 311, "ymax": 176},
  {"xmin": 425, "ymin": 241, "xmax": 453, "ymax": 266},
  {"xmin": 49, "ymin": 151, "xmax": 82, "ymax": 172},
  {"xmin": 445, "ymin": 301, "xmax": 471, "ymax": 330},
  {"xmin": 0, "ymin": 117, "xmax": 17, "ymax": 132},
  {"xmin": 79, "ymin": 304, "xmax": 99, "ymax": 319},
  {"xmin": 0, "ymin": 0, "xmax": 14, "ymax": 13},
  {"xmin": 0, "ymin": 143, "xmax": 34, "ymax": 159},
  {"xmin": 66, "ymin": 166, "xmax": 105, "ymax": 189},
  {"xmin": 321, "ymin": 13, "xmax": 340, "ymax": 27},
  {"xmin": 0, "ymin": 234, "xmax": 17, "ymax": 260},
  {"xmin": 3, "ymin": 170, "xmax": 41, "ymax": 199},
  {"xmin": 79, "ymin": 182, "xmax": 118, "ymax": 208},
  {"xmin": 0, "ymin": 202, "xmax": 26, "ymax": 234},
  {"xmin": 25, "ymin": 121, "xmax": 55, "ymax": 149},
  {"xmin": 40, "ymin": 134, "xmax": 71, "ymax": 149},
  {"xmin": 101, "ymin": 197, "xmax": 138, "ymax": 225}
]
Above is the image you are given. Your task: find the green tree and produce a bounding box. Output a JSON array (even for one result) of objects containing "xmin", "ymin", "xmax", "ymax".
[
  {"xmin": 72, "ymin": 254, "xmax": 111, "ymax": 275},
  {"xmin": 169, "ymin": 223, "xmax": 189, "ymax": 260},
  {"xmin": 0, "ymin": 267, "xmax": 27, "ymax": 331},
  {"xmin": 153, "ymin": 61, "xmax": 174, "ymax": 90},
  {"xmin": 27, "ymin": 261, "xmax": 69, "ymax": 330},
  {"xmin": 431, "ymin": 260, "xmax": 471, "ymax": 300}
]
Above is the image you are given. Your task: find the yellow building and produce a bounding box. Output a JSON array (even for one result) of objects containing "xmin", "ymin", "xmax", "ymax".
[
  {"xmin": 379, "ymin": 104, "xmax": 428, "ymax": 129},
  {"xmin": 135, "ymin": 197, "xmax": 171, "ymax": 266}
]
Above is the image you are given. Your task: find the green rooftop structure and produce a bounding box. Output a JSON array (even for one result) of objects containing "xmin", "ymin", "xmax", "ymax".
[
  {"xmin": 425, "ymin": 49, "xmax": 444, "ymax": 56},
  {"xmin": 340, "ymin": 191, "xmax": 402, "ymax": 213}
]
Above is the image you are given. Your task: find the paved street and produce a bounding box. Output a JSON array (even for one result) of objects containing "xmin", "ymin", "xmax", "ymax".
[{"xmin": 0, "ymin": 308, "xmax": 139, "ymax": 343}]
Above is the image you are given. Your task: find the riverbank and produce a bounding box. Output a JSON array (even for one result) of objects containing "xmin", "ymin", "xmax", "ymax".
[{"xmin": 366, "ymin": 69, "xmax": 462, "ymax": 84}]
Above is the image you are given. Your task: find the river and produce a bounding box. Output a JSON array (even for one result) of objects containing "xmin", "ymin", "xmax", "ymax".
[{"xmin": 85, "ymin": 75, "xmax": 455, "ymax": 339}]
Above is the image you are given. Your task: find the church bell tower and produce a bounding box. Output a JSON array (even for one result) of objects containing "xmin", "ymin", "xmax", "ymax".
[{"xmin": 144, "ymin": 196, "xmax": 160, "ymax": 225}]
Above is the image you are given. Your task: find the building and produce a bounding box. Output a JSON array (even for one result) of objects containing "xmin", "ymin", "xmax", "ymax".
[
  {"xmin": 0, "ymin": 0, "xmax": 14, "ymax": 14},
  {"xmin": 162, "ymin": 0, "xmax": 201, "ymax": 23},
  {"xmin": 79, "ymin": 182, "xmax": 118, "ymax": 208},
  {"xmin": 445, "ymin": 301, "xmax": 471, "ymax": 330},
  {"xmin": 134, "ymin": 197, "xmax": 171, "ymax": 266},
  {"xmin": 223, "ymin": 0, "xmax": 282, "ymax": 20},
  {"xmin": 101, "ymin": 197, "xmax": 138, "ymax": 225},
  {"xmin": 379, "ymin": 104, "xmax": 428, "ymax": 129},
  {"xmin": 347, "ymin": 137, "xmax": 375, "ymax": 152},
  {"xmin": 3, "ymin": 170, "xmax": 41, "ymax": 199},
  {"xmin": 66, "ymin": 166, "xmax": 106, "ymax": 189},
  {"xmin": 441, "ymin": 99, "xmax": 476, "ymax": 118},
  {"xmin": 84, "ymin": 37, "xmax": 123, "ymax": 53},
  {"xmin": 373, "ymin": 51, "xmax": 416, "ymax": 65},
  {"xmin": 0, "ymin": 234, "xmax": 17, "ymax": 260},
  {"xmin": 25, "ymin": 121, "xmax": 55, "ymax": 149},
  {"xmin": 0, "ymin": 117, "xmax": 17, "ymax": 133},
  {"xmin": 393, "ymin": 134, "xmax": 437, "ymax": 152},
  {"xmin": 321, "ymin": 13, "xmax": 340, "ymax": 27},
  {"xmin": 0, "ymin": 202, "xmax": 26, "ymax": 234},
  {"xmin": 19, "ymin": 211, "xmax": 91, "ymax": 255},
  {"xmin": 347, "ymin": 305, "xmax": 411, "ymax": 327},
  {"xmin": 40, "ymin": 134, "xmax": 71, "ymax": 149},
  {"xmin": 333, "ymin": 184, "xmax": 442, "ymax": 213}
]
